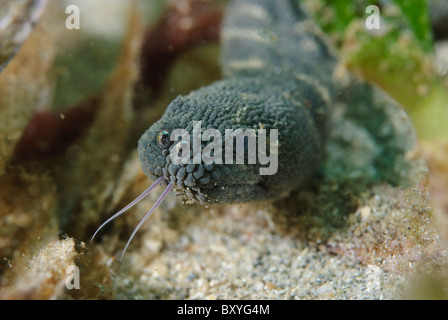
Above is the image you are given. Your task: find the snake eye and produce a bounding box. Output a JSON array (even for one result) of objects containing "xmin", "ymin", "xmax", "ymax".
[{"xmin": 157, "ymin": 131, "xmax": 170, "ymax": 148}]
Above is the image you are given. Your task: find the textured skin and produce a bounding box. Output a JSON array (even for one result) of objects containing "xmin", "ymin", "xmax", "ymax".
[{"xmin": 138, "ymin": 0, "xmax": 336, "ymax": 205}]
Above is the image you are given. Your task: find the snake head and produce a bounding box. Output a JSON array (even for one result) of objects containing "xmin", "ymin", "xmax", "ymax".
[{"xmin": 137, "ymin": 86, "xmax": 278, "ymax": 205}]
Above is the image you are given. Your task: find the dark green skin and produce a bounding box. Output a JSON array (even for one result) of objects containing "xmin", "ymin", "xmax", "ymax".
[{"xmin": 138, "ymin": 0, "xmax": 336, "ymax": 205}]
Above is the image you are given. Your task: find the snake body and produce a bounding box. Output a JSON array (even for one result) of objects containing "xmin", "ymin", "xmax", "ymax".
[{"xmin": 138, "ymin": 0, "xmax": 336, "ymax": 205}]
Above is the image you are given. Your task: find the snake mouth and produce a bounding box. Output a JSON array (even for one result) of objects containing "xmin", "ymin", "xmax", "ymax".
[{"xmin": 159, "ymin": 161, "xmax": 219, "ymax": 203}]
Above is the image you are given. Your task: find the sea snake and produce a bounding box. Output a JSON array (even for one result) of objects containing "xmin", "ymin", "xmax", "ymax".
[{"xmin": 92, "ymin": 0, "xmax": 336, "ymax": 257}]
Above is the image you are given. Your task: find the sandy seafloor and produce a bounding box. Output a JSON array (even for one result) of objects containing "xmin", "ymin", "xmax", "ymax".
[
  {"xmin": 105, "ymin": 173, "xmax": 445, "ymax": 300},
  {"xmin": 111, "ymin": 191, "xmax": 428, "ymax": 300}
]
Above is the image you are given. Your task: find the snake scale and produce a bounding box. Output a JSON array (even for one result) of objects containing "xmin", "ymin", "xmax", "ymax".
[
  {"xmin": 93, "ymin": 0, "xmax": 337, "ymax": 254},
  {"xmin": 139, "ymin": 0, "xmax": 335, "ymax": 204}
]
